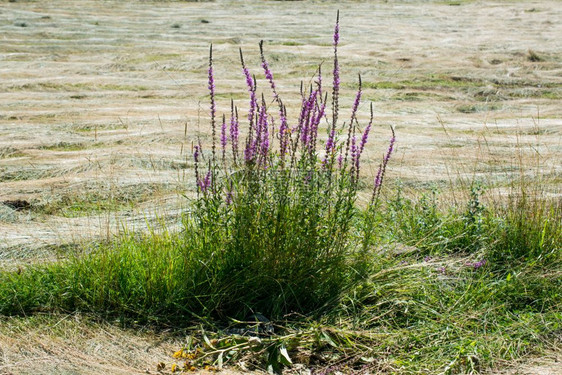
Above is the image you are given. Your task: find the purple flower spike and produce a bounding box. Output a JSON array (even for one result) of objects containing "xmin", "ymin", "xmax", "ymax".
[
  {"xmin": 359, "ymin": 103, "xmax": 374, "ymax": 158},
  {"xmin": 385, "ymin": 134, "xmax": 396, "ymax": 162},
  {"xmin": 230, "ymin": 101, "xmax": 239, "ymax": 162},
  {"xmin": 350, "ymin": 76, "xmax": 362, "ymax": 124},
  {"xmin": 354, "ymin": 103, "xmax": 374, "ymax": 177},
  {"xmin": 343, "ymin": 75, "xmax": 362, "ymax": 167},
  {"xmin": 333, "ymin": 10, "xmax": 340, "ymax": 47},
  {"xmin": 301, "ymin": 89, "xmax": 318, "ymax": 149},
  {"xmin": 193, "ymin": 144, "xmax": 201, "ymax": 192},
  {"xmin": 260, "ymin": 40, "xmax": 278, "ymax": 100},
  {"xmin": 244, "ymin": 140, "xmax": 254, "ymax": 164},
  {"xmin": 279, "ymin": 103, "xmax": 289, "ymax": 161},
  {"xmin": 317, "ymin": 65, "xmax": 323, "ymax": 99},
  {"xmin": 225, "ymin": 181, "xmax": 233, "ymax": 205},
  {"xmin": 199, "ymin": 169, "xmax": 212, "ymax": 193},
  {"xmin": 350, "ymin": 135, "xmax": 358, "ymax": 169},
  {"xmin": 193, "ymin": 145, "xmax": 200, "ymax": 163},
  {"xmin": 259, "ymin": 103, "xmax": 269, "ymax": 163},
  {"xmin": 332, "ymin": 10, "xmax": 340, "ymax": 128},
  {"xmin": 220, "ymin": 114, "xmax": 227, "ymax": 160},
  {"xmin": 310, "ymin": 98, "xmax": 326, "ymax": 152},
  {"xmin": 374, "ymin": 164, "xmax": 382, "ymax": 190},
  {"xmin": 323, "ymin": 123, "xmax": 336, "ymax": 166},
  {"xmin": 240, "ymin": 49, "xmax": 257, "ymax": 125},
  {"xmin": 208, "ymin": 45, "xmax": 217, "ymax": 162},
  {"xmin": 371, "ymin": 127, "xmax": 396, "ymax": 204}
]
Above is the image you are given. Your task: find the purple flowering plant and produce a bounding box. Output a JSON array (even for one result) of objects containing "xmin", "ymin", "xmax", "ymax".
[{"xmin": 188, "ymin": 12, "xmax": 396, "ymax": 315}]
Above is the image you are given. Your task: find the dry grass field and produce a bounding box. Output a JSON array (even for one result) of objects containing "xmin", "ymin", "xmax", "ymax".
[{"xmin": 0, "ymin": 0, "xmax": 561, "ymax": 373}]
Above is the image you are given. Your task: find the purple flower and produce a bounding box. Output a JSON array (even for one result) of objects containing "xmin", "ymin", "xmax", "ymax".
[
  {"xmin": 193, "ymin": 145, "xmax": 201, "ymax": 192},
  {"xmin": 240, "ymin": 49, "xmax": 257, "ymax": 125},
  {"xmin": 198, "ymin": 169, "xmax": 212, "ymax": 193},
  {"xmin": 309, "ymin": 109, "xmax": 324, "ymax": 153},
  {"xmin": 220, "ymin": 114, "xmax": 227, "ymax": 154},
  {"xmin": 354, "ymin": 112, "xmax": 372, "ymax": 175},
  {"xmin": 333, "ymin": 10, "xmax": 340, "ymax": 47},
  {"xmin": 278, "ymin": 104, "xmax": 289, "ymax": 160},
  {"xmin": 385, "ymin": 134, "xmax": 396, "ymax": 163},
  {"xmin": 372, "ymin": 129, "xmax": 396, "ymax": 202},
  {"xmin": 374, "ymin": 165, "xmax": 382, "ymax": 190},
  {"xmin": 208, "ymin": 45, "xmax": 217, "ymax": 161},
  {"xmin": 225, "ymin": 181, "xmax": 233, "ymax": 205},
  {"xmin": 193, "ymin": 145, "xmax": 200, "ymax": 163},
  {"xmin": 230, "ymin": 102, "xmax": 239, "ymax": 160},
  {"xmin": 260, "ymin": 41, "xmax": 278, "ymax": 100},
  {"xmin": 358, "ymin": 103, "xmax": 374, "ymax": 158},
  {"xmin": 300, "ymin": 89, "xmax": 318, "ymax": 148},
  {"xmin": 350, "ymin": 77, "xmax": 362, "ymax": 124},
  {"xmin": 424, "ymin": 256, "xmax": 432, "ymax": 262},
  {"xmin": 343, "ymin": 76, "xmax": 362, "ymax": 167},
  {"xmin": 350, "ymin": 135, "xmax": 358, "ymax": 172},
  {"xmin": 244, "ymin": 140, "xmax": 255, "ymax": 164},
  {"xmin": 317, "ymin": 65, "xmax": 323, "ymax": 100},
  {"xmin": 331, "ymin": 11, "xmax": 340, "ymax": 128},
  {"xmin": 472, "ymin": 259, "xmax": 487, "ymax": 269},
  {"xmin": 323, "ymin": 126, "xmax": 336, "ymax": 166},
  {"xmin": 258, "ymin": 102, "xmax": 269, "ymax": 163}
]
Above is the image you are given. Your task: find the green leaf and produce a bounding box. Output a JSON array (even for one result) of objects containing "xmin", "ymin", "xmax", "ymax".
[
  {"xmin": 278, "ymin": 346, "xmax": 292, "ymax": 366},
  {"xmin": 217, "ymin": 351, "xmax": 224, "ymax": 369},
  {"xmin": 267, "ymin": 364, "xmax": 275, "ymax": 374},
  {"xmin": 203, "ymin": 334, "xmax": 215, "ymax": 349},
  {"xmin": 322, "ymin": 331, "xmax": 338, "ymax": 348}
]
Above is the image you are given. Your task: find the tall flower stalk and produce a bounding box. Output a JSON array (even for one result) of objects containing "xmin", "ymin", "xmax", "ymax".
[
  {"xmin": 208, "ymin": 45, "xmax": 217, "ymax": 163},
  {"xmin": 190, "ymin": 13, "xmax": 396, "ymax": 315}
]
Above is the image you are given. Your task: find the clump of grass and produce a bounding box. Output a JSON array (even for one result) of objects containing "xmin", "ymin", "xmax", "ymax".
[{"xmin": 527, "ymin": 49, "xmax": 543, "ymax": 62}]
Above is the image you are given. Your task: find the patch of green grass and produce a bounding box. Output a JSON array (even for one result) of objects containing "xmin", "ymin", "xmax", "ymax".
[
  {"xmin": 390, "ymin": 91, "xmax": 452, "ymax": 102},
  {"xmin": 508, "ymin": 90, "xmax": 561, "ymax": 100},
  {"xmin": 280, "ymin": 41, "xmax": 304, "ymax": 46},
  {"xmin": 0, "ymin": 168, "xmax": 48, "ymax": 182},
  {"xmin": 122, "ymin": 53, "xmax": 182, "ymax": 65},
  {"xmin": 456, "ymin": 103, "xmax": 501, "ymax": 113},
  {"xmin": 36, "ymin": 183, "xmax": 164, "ymax": 217},
  {"xmin": 9, "ymin": 82, "xmax": 149, "ymax": 92},
  {"xmin": 355, "ymin": 75, "xmax": 485, "ymax": 91},
  {"xmin": 71, "ymin": 122, "xmax": 128, "ymax": 133},
  {"xmin": 40, "ymin": 141, "xmax": 88, "ymax": 152},
  {"xmin": 0, "ymin": 146, "xmax": 27, "ymax": 159}
]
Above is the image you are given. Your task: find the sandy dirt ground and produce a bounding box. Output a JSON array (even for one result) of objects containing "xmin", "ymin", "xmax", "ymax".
[{"xmin": 0, "ymin": 0, "xmax": 561, "ymax": 373}]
